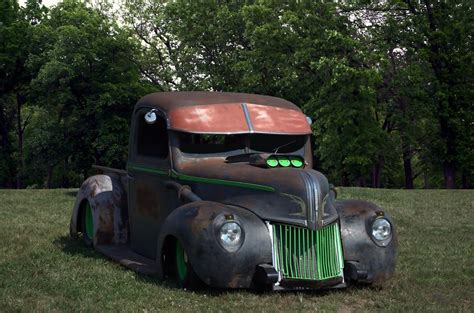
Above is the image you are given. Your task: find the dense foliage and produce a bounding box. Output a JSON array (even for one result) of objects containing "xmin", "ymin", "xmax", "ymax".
[{"xmin": 0, "ymin": 0, "xmax": 472, "ymax": 189}]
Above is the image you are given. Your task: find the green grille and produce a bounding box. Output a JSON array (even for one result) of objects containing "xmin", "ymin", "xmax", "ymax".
[{"xmin": 272, "ymin": 223, "xmax": 344, "ymax": 281}]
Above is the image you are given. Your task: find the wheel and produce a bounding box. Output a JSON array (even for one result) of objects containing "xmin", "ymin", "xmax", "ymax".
[
  {"xmin": 175, "ymin": 240, "xmax": 203, "ymax": 289},
  {"xmin": 82, "ymin": 202, "xmax": 94, "ymax": 247}
]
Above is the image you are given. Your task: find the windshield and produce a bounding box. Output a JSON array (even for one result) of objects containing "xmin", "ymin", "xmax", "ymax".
[
  {"xmin": 176, "ymin": 132, "xmax": 306, "ymax": 156},
  {"xmin": 248, "ymin": 134, "xmax": 306, "ymax": 153}
]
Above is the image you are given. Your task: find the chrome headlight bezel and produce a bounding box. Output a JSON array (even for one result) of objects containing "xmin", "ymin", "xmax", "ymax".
[
  {"xmin": 213, "ymin": 214, "xmax": 245, "ymax": 252},
  {"xmin": 218, "ymin": 221, "xmax": 243, "ymax": 252},
  {"xmin": 370, "ymin": 217, "xmax": 393, "ymax": 247}
]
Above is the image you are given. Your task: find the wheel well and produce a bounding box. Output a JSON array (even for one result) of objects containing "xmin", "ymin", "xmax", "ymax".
[
  {"xmin": 77, "ymin": 199, "xmax": 88, "ymax": 234},
  {"xmin": 161, "ymin": 235, "xmax": 177, "ymax": 278}
]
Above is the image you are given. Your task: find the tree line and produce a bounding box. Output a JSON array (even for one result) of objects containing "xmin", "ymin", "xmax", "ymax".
[{"xmin": 0, "ymin": 0, "xmax": 472, "ymax": 189}]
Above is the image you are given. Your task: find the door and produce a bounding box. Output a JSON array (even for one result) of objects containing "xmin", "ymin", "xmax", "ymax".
[{"xmin": 127, "ymin": 108, "xmax": 178, "ymax": 259}]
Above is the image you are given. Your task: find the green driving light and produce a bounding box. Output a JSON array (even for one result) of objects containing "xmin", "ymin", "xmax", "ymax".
[
  {"xmin": 290, "ymin": 156, "xmax": 304, "ymax": 168},
  {"xmin": 278, "ymin": 156, "xmax": 291, "ymax": 167},
  {"xmin": 266, "ymin": 156, "xmax": 279, "ymax": 167}
]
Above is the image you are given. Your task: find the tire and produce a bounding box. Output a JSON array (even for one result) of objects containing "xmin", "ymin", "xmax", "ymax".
[
  {"xmin": 82, "ymin": 202, "xmax": 94, "ymax": 247},
  {"xmin": 175, "ymin": 240, "xmax": 203, "ymax": 289}
]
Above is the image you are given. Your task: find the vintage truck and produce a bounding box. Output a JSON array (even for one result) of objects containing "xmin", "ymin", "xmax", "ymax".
[{"xmin": 70, "ymin": 92, "xmax": 396, "ymax": 290}]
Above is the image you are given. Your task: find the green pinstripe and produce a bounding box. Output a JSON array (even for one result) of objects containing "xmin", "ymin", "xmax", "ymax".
[{"xmin": 127, "ymin": 163, "xmax": 275, "ymax": 192}]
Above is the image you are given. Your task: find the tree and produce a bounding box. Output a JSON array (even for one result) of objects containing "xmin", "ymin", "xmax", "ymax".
[
  {"xmin": 399, "ymin": 0, "xmax": 473, "ymax": 188},
  {"xmin": 344, "ymin": 0, "xmax": 473, "ymax": 188},
  {"xmin": 25, "ymin": 0, "xmax": 151, "ymax": 187},
  {"xmin": 0, "ymin": 0, "xmax": 48, "ymax": 188}
]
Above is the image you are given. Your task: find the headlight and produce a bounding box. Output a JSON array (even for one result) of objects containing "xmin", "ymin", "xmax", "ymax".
[
  {"xmin": 371, "ymin": 218, "xmax": 392, "ymax": 246},
  {"xmin": 219, "ymin": 222, "xmax": 242, "ymax": 252}
]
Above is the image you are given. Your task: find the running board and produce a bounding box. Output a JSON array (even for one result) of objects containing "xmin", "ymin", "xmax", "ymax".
[{"xmin": 95, "ymin": 245, "xmax": 159, "ymax": 275}]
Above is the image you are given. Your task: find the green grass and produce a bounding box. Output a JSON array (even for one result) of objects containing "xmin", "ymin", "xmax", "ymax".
[{"xmin": 0, "ymin": 188, "xmax": 472, "ymax": 312}]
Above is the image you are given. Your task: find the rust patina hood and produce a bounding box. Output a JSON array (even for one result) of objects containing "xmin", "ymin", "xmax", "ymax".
[{"xmin": 174, "ymin": 160, "xmax": 338, "ymax": 230}]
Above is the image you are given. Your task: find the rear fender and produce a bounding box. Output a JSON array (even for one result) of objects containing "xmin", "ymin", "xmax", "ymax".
[{"xmin": 70, "ymin": 174, "xmax": 128, "ymax": 246}]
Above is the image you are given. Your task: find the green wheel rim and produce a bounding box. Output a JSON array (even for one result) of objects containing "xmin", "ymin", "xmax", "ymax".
[
  {"xmin": 85, "ymin": 203, "xmax": 93, "ymax": 240},
  {"xmin": 278, "ymin": 156, "xmax": 291, "ymax": 167},
  {"xmin": 176, "ymin": 241, "xmax": 188, "ymax": 282}
]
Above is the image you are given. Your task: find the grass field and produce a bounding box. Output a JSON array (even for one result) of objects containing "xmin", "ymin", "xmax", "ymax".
[{"xmin": 0, "ymin": 188, "xmax": 472, "ymax": 312}]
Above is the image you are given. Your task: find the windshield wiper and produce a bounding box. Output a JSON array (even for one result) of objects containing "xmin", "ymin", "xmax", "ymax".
[{"xmin": 272, "ymin": 140, "xmax": 296, "ymax": 154}]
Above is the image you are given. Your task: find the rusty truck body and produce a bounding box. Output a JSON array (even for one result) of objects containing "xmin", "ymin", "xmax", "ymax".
[{"xmin": 70, "ymin": 91, "xmax": 397, "ymax": 290}]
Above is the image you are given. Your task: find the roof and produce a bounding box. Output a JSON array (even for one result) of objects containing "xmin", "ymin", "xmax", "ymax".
[{"xmin": 135, "ymin": 91, "xmax": 312, "ymax": 135}]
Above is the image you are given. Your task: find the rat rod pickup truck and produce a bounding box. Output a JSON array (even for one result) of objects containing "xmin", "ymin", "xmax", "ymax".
[{"xmin": 70, "ymin": 92, "xmax": 396, "ymax": 290}]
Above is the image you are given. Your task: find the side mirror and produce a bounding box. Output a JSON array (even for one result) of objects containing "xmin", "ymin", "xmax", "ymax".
[{"xmin": 144, "ymin": 110, "xmax": 157, "ymax": 124}]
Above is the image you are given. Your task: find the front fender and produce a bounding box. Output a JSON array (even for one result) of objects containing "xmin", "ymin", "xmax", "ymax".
[
  {"xmin": 157, "ymin": 201, "xmax": 272, "ymax": 288},
  {"xmin": 335, "ymin": 199, "xmax": 397, "ymax": 284}
]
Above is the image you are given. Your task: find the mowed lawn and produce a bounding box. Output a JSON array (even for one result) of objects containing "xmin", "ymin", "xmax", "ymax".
[{"xmin": 0, "ymin": 188, "xmax": 472, "ymax": 312}]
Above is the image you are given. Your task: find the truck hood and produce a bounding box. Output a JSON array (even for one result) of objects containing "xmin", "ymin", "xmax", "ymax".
[{"xmin": 174, "ymin": 160, "xmax": 338, "ymax": 229}]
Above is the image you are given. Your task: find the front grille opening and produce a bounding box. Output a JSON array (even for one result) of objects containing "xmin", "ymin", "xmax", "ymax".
[{"xmin": 272, "ymin": 223, "xmax": 344, "ymax": 281}]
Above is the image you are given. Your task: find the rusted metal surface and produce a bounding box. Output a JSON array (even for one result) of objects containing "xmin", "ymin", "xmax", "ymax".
[
  {"xmin": 70, "ymin": 174, "xmax": 128, "ymax": 246},
  {"xmin": 168, "ymin": 103, "xmax": 249, "ymax": 133},
  {"xmin": 136, "ymin": 91, "xmax": 298, "ymax": 112},
  {"xmin": 136, "ymin": 92, "xmax": 311, "ymax": 135},
  {"xmin": 171, "ymin": 156, "xmax": 338, "ymax": 230},
  {"xmin": 246, "ymin": 103, "xmax": 311, "ymax": 134},
  {"xmin": 167, "ymin": 101, "xmax": 311, "ymax": 134},
  {"xmin": 95, "ymin": 245, "xmax": 159, "ymax": 275}
]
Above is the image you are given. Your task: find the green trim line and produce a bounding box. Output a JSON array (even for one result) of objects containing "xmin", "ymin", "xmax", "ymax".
[
  {"xmin": 171, "ymin": 171, "xmax": 275, "ymax": 192},
  {"xmin": 128, "ymin": 164, "xmax": 168, "ymax": 176},
  {"xmin": 127, "ymin": 163, "xmax": 275, "ymax": 192}
]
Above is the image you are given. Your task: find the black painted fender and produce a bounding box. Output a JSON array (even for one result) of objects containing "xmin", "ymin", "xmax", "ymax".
[
  {"xmin": 69, "ymin": 174, "xmax": 128, "ymax": 246},
  {"xmin": 334, "ymin": 200, "xmax": 397, "ymax": 284},
  {"xmin": 156, "ymin": 201, "xmax": 272, "ymax": 288}
]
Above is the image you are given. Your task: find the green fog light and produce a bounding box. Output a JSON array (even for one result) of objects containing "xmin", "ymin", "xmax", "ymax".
[
  {"xmin": 278, "ymin": 156, "xmax": 291, "ymax": 167},
  {"xmin": 266, "ymin": 156, "xmax": 279, "ymax": 167},
  {"xmin": 290, "ymin": 156, "xmax": 304, "ymax": 168}
]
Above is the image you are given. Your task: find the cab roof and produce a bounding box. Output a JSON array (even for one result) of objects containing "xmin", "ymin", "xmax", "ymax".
[{"xmin": 135, "ymin": 91, "xmax": 312, "ymax": 135}]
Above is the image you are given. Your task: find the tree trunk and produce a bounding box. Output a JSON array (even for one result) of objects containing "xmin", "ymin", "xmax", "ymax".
[
  {"xmin": 371, "ymin": 158, "xmax": 384, "ymax": 188},
  {"xmin": 422, "ymin": 2, "xmax": 458, "ymax": 189},
  {"xmin": 423, "ymin": 171, "xmax": 430, "ymax": 189},
  {"xmin": 443, "ymin": 160, "xmax": 456, "ymax": 189},
  {"xmin": 461, "ymin": 171, "xmax": 469, "ymax": 189},
  {"xmin": 0, "ymin": 102, "xmax": 14, "ymax": 188},
  {"xmin": 61, "ymin": 157, "xmax": 68, "ymax": 188},
  {"xmin": 46, "ymin": 165, "xmax": 54, "ymax": 189},
  {"xmin": 16, "ymin": 93, "xmax": 23, "ymax": 189},
  {"xmin": 340, "ymin": 173, "xmax": 348, "ymax": 187},
  {"xmin": 0, "ymin": 102, "xmax": 9, "ymax": 148},
  {"xmin": 439, "ymin": 111, "xmax": 456, "ymax": 189},
  {"xmin": 371, "ymin": 166, "xmax": 379, "ymax": 188},
  {"xmin": 403, "ymin": 150, "xmax": 414, "ymax": 189}
]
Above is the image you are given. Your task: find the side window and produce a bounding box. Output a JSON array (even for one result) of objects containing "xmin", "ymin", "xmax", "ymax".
[{"xmin": 136, "ymin": 111, "xmax": 169, "ymax": 159}]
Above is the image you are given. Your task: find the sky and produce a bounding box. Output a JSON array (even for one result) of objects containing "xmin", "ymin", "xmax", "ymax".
[
  {"xmin": 19, "ymin": 0, "xmax": 60, "ymax": 7},
  {"xmin": 19, "ymin": 0, "xmax": 124, "ymax": 11}
]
